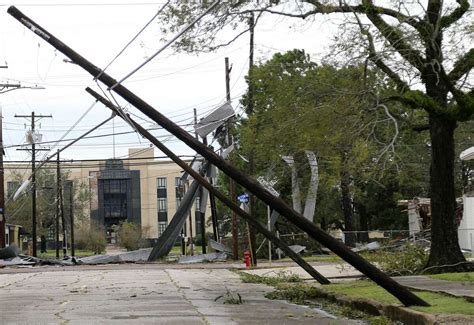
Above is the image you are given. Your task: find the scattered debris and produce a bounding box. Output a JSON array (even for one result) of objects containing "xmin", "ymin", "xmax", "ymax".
[
  {"xmin": 209, "ymin": 239, "xmax": 232, "ymax": 254},
  {"xmin": 352, "ymin": 242, "xmax": 381, "ymax": 253},
  {"xmin": 215, "ymin": 289, "xmax": 243, "ymax": 304},
  {"xmin": 178, "ymin": 252, "xmax": 227, "ymax": 264},
  {"xmin": 0, "ymin": 255, "xmax": 36, "ymax": 267},
  {"xmin": 275, "ymin": 244, "xmax": 306, "ymax": 257}
]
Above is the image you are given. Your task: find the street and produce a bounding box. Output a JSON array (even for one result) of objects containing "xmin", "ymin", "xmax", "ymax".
[{"xmin": 0, "ymin": 265, "xmax": 358, "ymax": 324}]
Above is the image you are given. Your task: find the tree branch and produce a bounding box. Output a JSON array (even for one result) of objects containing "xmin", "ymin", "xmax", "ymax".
[
  {"xmin": 440, "ymin": 0, "xmax": 470, "ymax": 29},
  {"xmin": 448, "ymin": 48, "xmax": 474, "ymax": 82},
  {"xmin": 361, "ymin": 0, "xmax": 426, "ymax": 73},
  {"xmin": 350, "ymin": 8, "xmax": 409, "ymax": 92},
  {"xmin": 236, "ymin": 1, "xmax": 425, "ymax": 31}
]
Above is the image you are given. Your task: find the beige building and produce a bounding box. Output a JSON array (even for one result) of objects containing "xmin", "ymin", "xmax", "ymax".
[{"xmin": 5, "ymin": 148, "xmax": 212, "ymax": 241}]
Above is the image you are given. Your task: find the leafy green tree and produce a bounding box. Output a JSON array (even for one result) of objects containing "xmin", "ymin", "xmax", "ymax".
[{"xmin": 158, "ymin": 1, "xmax": 473, "ymax": 269}]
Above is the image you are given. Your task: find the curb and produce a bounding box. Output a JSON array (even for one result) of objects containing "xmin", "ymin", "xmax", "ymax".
[{"xmin": 316, "ymin": 289, "xmax": 473, "ymax": 324}]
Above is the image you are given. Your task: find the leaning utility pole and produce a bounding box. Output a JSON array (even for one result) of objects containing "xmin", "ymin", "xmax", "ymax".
[
  {"xmin": 11, "ymin": 6, "xmax": 428, "ymax": 305},
  {"xmin": 15, "ymin": 111, "xmax": 51, "ymax": 256},
  {"xmin": 225, "ymin": 57, "xmax": 239, "ymax": 260}
]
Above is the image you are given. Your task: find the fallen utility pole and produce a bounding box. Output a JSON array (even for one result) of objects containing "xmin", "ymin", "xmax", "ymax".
[
  {"xmin": 86, "ymin": 87, "xmax": 329, "ymax": 284},
  {"xmin": 8, "ymin": 6, "xmax": 426, "ymax": 305}
]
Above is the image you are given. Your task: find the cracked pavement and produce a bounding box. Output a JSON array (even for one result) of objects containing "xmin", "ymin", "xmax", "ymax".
[{"xmin": 0, "ymin": 265, "xmax": 357, "ymax": 324}]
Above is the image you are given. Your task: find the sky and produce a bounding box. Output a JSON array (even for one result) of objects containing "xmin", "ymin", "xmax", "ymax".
[{"xmin": 0, "ymin": 0, "xmax": 338, "ymax": 165}]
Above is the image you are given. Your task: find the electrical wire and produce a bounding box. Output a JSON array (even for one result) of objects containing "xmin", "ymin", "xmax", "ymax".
[
  {"xmin": 95, "ymin": 0, "xmax": 170, "ymax": 79},
  {"xmin": 109, "ymin": 0, "xmax": 220, "ymax": 89}
]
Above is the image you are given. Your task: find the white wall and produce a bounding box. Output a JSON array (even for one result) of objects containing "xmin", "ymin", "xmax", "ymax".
[{"xmin": 459, "ymin": 195, "xmax": 474, "ymax": 251}]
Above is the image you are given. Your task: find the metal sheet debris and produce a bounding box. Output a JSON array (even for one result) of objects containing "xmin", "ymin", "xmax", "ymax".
[
  {"xmin": 209, "ymin": 239, "xmax": 232, "ymax": 253},
  {"xmin": 275, "ymin": 245, "xmax": 306, "ymax": 257},
  {"xmin": 178, "ymin": 252, "xmax": 227, "ymax": 264}
]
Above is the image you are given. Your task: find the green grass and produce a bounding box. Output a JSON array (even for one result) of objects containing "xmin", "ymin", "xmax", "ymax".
[
  {"xmin": 169, "ymin": 245, "xmax": 204, "ymax": 255},
  {"xmin": 429, "ymin": 272, "xmax": 474, "ymax": 285},
  {"xmin": 38, "ymin": 249, "xmax": 96, "ymax": 258},
  {"xmin": 240, "ymin": 270, "xmax": 302, "ymax": 286},
  {"xmin": 323, "ymin": 280, "xmax": 474, "ymax": 315}
]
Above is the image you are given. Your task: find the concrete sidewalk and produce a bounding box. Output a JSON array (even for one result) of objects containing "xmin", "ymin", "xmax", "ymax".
[{"xmin": 395, "ymin": 275, "xmax": 474, "ymax": 300}]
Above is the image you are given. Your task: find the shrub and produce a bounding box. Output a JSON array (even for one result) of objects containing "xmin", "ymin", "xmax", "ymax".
[
  {"xmin": 362, "ymin": 243, "xmax": 429, "ymax": 276},
  {"xmin": 117, "ymin": 221, "xmax": 142, "ymax": 251},
  {"xmin": 75, "ymin": 223, "xmax": 106, "ymax": 254}
]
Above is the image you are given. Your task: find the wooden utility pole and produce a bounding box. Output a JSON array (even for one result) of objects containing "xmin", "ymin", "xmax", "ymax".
[
  {"xmin": 11, "ymin": 7, "xmax": 427, "ymax": 304},
  {"xmin": 58, "ymin": 154, "xmax": 66, "ymax": 257},
  {"xmin": 225, "ymin": 57, "xmax": 239, "ymax": 260},
  {"xmin": 69, "ymin": 180, "xmax": 75, "ymax": 257},
  {"xmin": 194, "ymin": 108, "xmax": 219, "ymax": 242},
  {"xmin": 55, "ymin": 151, "xmax": 60, "ymax": 258},
  {"xmin": 246, "ymin": 12, "xmax": 258, "ymax": 266},
  {"xmin": 0, "ymin": 106, "xmax": 5, "ymax": 248},
  {"xmin": 15, "ymin": 111, "xmax": 51, "ymax": 257}
]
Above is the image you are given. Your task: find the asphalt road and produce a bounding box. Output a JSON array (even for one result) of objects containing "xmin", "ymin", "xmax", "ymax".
[{"xmin": 0, "ymin": 265, "xmax": 359, "ymax": 324}]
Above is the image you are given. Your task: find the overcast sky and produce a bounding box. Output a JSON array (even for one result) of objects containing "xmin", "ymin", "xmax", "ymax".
[{"xmin": 0, "ymin": 0, "xmax": 337, "ymax": 165}]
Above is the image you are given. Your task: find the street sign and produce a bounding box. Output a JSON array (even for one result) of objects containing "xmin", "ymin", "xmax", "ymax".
[{"xmin": 237, "ymin": 193, "xmax": 249, "ymax": 203}]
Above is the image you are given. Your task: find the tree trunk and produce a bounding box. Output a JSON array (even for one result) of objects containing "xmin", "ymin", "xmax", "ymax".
[
  {"xmin": 356, "ymin": 203, "xmax": 369, "ymax": 243},
  {"xmin": 426, "ymin": 115, "xmax": 466, "ymax": 270},
  {"xmin": 340, "ymin": 163, "xmax": 355, "ymax": 247},
  {"xmin": 40, "ymin": 235, "xmax": 47, "ymax": 253}
]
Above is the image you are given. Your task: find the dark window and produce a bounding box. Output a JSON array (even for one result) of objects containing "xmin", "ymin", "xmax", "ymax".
[
  {"xmin": 103, "ymin": 179, "xmax": 128, "ymax": 219},
  {"xmin": 175, "ymin": 177, "xmax": 184, "ymax": 209},
  {"xmin": 157, "ymin": 177, "xmax": 167, "ymax": 198}
]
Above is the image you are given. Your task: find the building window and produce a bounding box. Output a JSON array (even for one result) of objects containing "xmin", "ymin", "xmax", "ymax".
[
  {"xmin": 157, "ymin": 177, "xmax": 167, "ymax": 199},
  {"xmin": 157, "ymin": 177, "xmax": 167, "ymax": 189},
  {"xmin": 195, "ymin": 196, "xmax": 201, "ymax": 211},
  {"xmin": 158, "ymin": 221, "xmax": 167, "ymax": 237},
  {"xmin": 157, "ymin": 198, "xmax": 167, "ymax": 212},
  {"xmin": 175, "ymin": 177, "xmax": 184, "ymax": 209}
]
